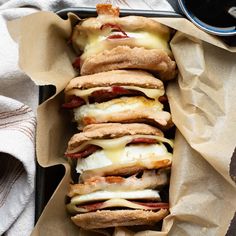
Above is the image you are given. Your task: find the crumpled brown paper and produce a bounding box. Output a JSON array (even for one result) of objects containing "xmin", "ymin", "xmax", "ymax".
[{"xmin": 7, "ymin": 10, "xmax": 236, "ymax": 236}]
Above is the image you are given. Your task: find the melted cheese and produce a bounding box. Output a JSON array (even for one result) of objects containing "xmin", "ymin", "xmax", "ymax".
[
  {"xmin": 67, "ymin": 198, "xmax": 163, "ymax": 213},
  {"xmin": 76, "ymin": 141, "xmax": 172, "ymax": 174},
  {"xmin": 70, "ymin": 189, "xmax": 160, "ymax": 205},
  {"xmin": 71, "ymin": 134, "xmax": 173, "ymax": 154},
  {"xmin": 67, "ymin": 86, "xmax": 164, "ymax": 102},
  {"xmin": 128, "ymin": 31, "xmax": 168, "ymax": 50},
  {"xmin": 74, "ymin": 30, "xmax": 169, "ymax": 60}
]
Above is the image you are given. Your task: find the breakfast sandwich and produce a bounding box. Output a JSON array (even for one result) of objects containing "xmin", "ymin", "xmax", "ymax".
[
  {"xmin": 71, "ymin": 4, "xmax": 177, "ymax": 80},
  {"xmin": 63, "ymin": 70, "xmax": 173, "ymax": 130},
  {"xmin": 66, "ymin": 123, "xmax": 172, "ymax": 229}
]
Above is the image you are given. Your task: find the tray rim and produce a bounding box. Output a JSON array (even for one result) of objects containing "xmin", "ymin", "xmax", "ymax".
[{"xmin": 56, "ymin": 7, "xmax": 183, "ymax": 18}]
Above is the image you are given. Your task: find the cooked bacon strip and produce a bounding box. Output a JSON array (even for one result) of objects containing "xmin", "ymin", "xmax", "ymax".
[
  {"xmin": 72, "ymin": 57, "xmax": 81, "ymax": 70},
  {"xmin": 83, "ymin": 176, "xmax": 125, "ymax": 185},
  {"xmin": 100, "ymin": 23, "xmax": 120, "ymax": 30},
  {"xmin": 74, "ymin": 200, "xmax": 169, "ymax": 212},
  {"xmin": 66, "ymin": 137, "xmax": 158, "ymax": 159},
  {"xmin": 107, "ymin": 34, "xmax": 129, "ymax": 39},
  {"xmin": 78, "ymin": 202, "xmax": 104, "ymax": 212},
  {"xmin": 62, "ymin": 96, "xmax": 85, "ymax": 109},
  {"xmin": 132, "ymin": 202, "xmax": 169, "ymax": 209},
  {"xmin": 89, "ymin": 86, "xmax": 142, "ymax": 103},
  {"xmin": 65, "ymin": 145, "xmax": 100, "ymax": 159},
  {"xmin": 68, "ymin": 170, "xmax": 168, "ymax": 197},
  {"xmin": 100, "ymin": 23, "xmax": 129, "ymax": 41},
  {"xmin": 100, "ymin": 23, "xmax": 128, "ymax": 37},
  {"xmin": 101, "ymin": 176, "xmax": 124, "ymax": 184},
  {"xmin": 158, "ymin": 95, "xmax": 168, "ymax": 104},
  {"xmin": 64, "ymin": 86, "xmax": 146, "ymax": 108},
  {"xmin": 130, "ymin": 138, "xmax": 157, "ymax": 144},
  {"xmin": 83, "ymin": 116, "xmax": 96, "ymax": 125},
  {"xmin": 96, "ymin": 4, "xmax": 120, "ymax": 17},
  {"xmin": 111, "ymin": 86, "xmax": 131, "ymax": 94}
]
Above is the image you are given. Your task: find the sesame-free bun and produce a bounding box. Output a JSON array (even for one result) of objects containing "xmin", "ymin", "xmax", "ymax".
[
  {"xmin": 80, "ymin": 46, "xmax": 176, "ymax": 81},
  {"xmin": 67, "ymin": 123, "xmax": 164, "ymax": 152},
  {"xmin": 65, "ymin": 70, "xmax": 164, "ymax": 92},
  {"xmin": 71, "ymin": 209, "xmax": 169, "ymax": 229}
]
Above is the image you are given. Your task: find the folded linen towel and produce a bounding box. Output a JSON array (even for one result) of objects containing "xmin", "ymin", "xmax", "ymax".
[{"xmin": 0, "ymin": 96, "xmax": 36, "ymax": 236}]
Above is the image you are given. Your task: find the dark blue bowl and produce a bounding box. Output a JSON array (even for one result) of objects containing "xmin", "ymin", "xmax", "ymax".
[{"xmin": 178, "ymin": 0, "xmax": 236, "ymax": 36}]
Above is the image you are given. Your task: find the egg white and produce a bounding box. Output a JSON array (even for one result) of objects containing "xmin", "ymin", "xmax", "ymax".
[
  {"xmin": 74, "ymin": 96, "xmax": 162, "ymax": 125},
  {"xmin": 71, "ymin": 189, "xmax": 160, "ymax": 205},
  {"xmin": 76, "ymin": 143, "xmax": 168, "ymax": 174}
]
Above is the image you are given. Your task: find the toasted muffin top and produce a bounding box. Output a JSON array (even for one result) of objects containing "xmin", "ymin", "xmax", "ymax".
[
  {"xmin": 67, "ymin": 123, "xmax": 164, "ymax": 151},
  {"xmin": 65, "ymin": 70, "xmax": 164, "ymax": 92}
]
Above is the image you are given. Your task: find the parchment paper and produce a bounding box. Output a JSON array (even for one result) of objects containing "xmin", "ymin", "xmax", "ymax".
[{"xmin": 8, "ymin": 11, "xmax": 236, "ymax": 236}]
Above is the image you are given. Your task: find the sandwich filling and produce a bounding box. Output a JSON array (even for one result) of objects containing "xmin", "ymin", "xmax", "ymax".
[
  {"xmin": 70, "ymin": 189, "xmax": 160, "ymax": 204},
  {"xmin": 65, "ymin": 134, "xmax": 173, "ymax": 176},
  {"xmin": 65, "ymin": 85, "xmax": 164, "ymax": 105},
  {"xmin": 66, "ymin": 134, "xmax": 173, "ymax": 155},
  {"xmin": 62, "ymin": 77, "xmax": 170, "ymax": 129},
  {"xmin": 72, "ymin": 96, "xmax": 170, "ymax": 128},
  {"xmin": 67, "ymin": 198, "xmax": 169, "ymax": 213},
  {"xmin": 73, "ymin": 25, "xmax": 170, "ymax": 61},
  {"xmin": 67, "ymin": 189, "xmax": 168, "ymax": 214},
  {"xmin": 75, "ymin": 143, "xmax": 171, "ymax": 174},
  {"xmin": 68, "ymin": 170, "xmax": 168, "ymax": 196},
  {"xmin": 66, "ymin": 124, "xmax": 171, "ymax": 223}
]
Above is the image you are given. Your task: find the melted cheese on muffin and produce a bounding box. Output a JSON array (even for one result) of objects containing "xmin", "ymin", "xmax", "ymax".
[
  {"xmin": 76, "ymin": 143, "xmax": 171, "ymax": 174},
  {"xmin": 74, "ymin": 30, "xmax": 170, "ymax": 60},
  {"xmin": 67, "ymin": 85, "xmax": 164, "ymax": 103}
]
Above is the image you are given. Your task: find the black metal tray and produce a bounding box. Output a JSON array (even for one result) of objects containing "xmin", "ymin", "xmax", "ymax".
[
  {"xmin": 56, "ymin": 7, "xmax": 182, "ymax": 19},
  {"xmin": 35, "ymin": 8, "xmax": 236, "ymax": 236}
]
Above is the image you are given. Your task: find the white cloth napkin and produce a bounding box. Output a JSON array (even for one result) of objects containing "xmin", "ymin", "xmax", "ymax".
[
  {"xmin": 0, "ymin": 0, "xmax": 174, "ymax": 235},
  {"xmin": 0, "ymin": 96, "xmax": 36, "ymax": 236}
]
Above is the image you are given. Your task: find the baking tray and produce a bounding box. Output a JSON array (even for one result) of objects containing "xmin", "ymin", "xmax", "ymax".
[
  {"xmin": 35, "ymin": 85, "xmax": 65, "ymax": 223},
  {"xmin": 56, "ymin": 7, "xmax": 182, "ymax": 19},
  {"xmin": 34, "ymin": 8, "xmax": 236, "ymax": 236},
  {"xmin": 35, "ymin": 8, "xmax": 182, "ymax": 224}
]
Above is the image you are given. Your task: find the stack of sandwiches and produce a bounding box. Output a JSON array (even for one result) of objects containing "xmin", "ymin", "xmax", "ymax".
[{"xmin": 64, "ymin": 4, "xmax": 176, "ymax": 232}]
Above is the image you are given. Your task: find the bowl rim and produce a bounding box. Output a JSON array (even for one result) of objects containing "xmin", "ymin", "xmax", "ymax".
[{"xmin": 178, "ymin": 0, "xmax": 236, "ymax": 36}]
